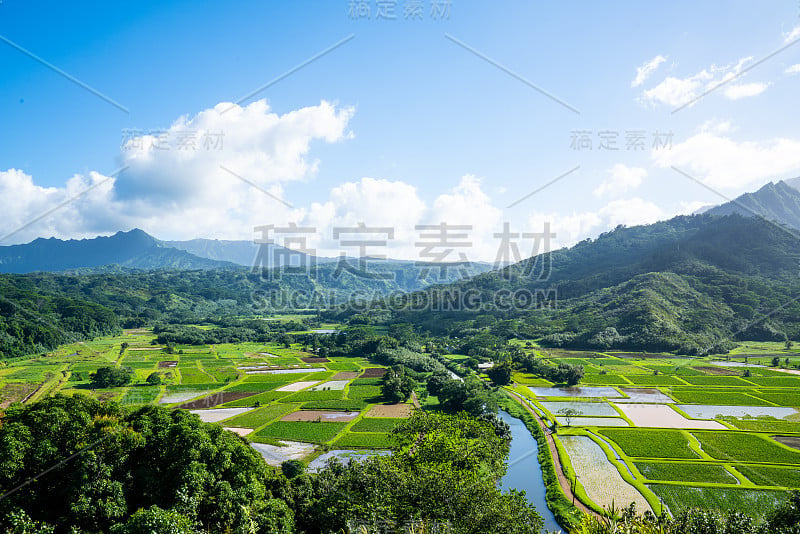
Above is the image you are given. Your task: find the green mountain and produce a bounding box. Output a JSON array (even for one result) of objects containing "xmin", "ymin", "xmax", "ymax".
[
  {"xmin": 0, "ymin": 229, "xmax": 236, "ymax": 273},
  {"xmin": 705, "ymin": 180, "xmax": 800, "ymax": 231},
  {"xmin": 338, "ymin": 212, "xmax": 800, "ymax": 355}
]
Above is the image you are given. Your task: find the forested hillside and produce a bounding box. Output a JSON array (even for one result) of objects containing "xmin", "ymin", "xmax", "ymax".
[{"xmin": 329, "ymin": 213, "xmax": 800, "ymax": 354}]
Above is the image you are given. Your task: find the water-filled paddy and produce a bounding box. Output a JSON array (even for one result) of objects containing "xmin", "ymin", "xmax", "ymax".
[
  {"xmin": 189, "ymin": 407, "xmax": 254, "ymax": 423},
  {"xmin": 559, "ymin": 435, "xmax": 650, "ymax": 511},
  {"xmin": 615, "ymin": 404, "xmax": 725, "ymax": 429},
  {"xmin": 527, "ymin": 386, "xmax": 622, "ymax": 398},
  {"xmin": 677, "ymin": 405, "xmax": 797, "ymax": 420},
  {"xmin": 619, "ymin": 388, "xmax": 674, "ymax": 403},
  {"xmin": 555, "ymin": 416, "xmax": 629, "ymax": 427},
  {"xmin": 539, "ymin": 401, "xmax": 618, "ymax": 416},
  {"xmin": 250, "ymin": 441, "xmax": 315, "ymax": 466},
  {"xmin": 310, "ymin": 380, "xmax": 350, "ymax": 391},
  {"xmin": 246, "ymin": 368, "xmax": 326, "ymax": 375},
  {"xmin": 306, "ymin": 449, "xmax": 389, "ymax": 473}
]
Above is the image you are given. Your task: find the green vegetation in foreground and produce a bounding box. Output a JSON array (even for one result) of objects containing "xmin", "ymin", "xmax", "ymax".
[{"xmin": 0, "ymin": 396, "xmax": 547, "ymax": 534}]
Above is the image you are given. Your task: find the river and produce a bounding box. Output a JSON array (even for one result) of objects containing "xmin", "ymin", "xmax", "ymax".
[{"xmin": 498, "ymin": 410, "xmax": 563, "ymax": 533}]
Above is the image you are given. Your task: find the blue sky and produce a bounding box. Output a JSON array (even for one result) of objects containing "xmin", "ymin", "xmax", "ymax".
[{"xmin": 1, "ymin": 1, "xmax": 800, "ymax": 261}]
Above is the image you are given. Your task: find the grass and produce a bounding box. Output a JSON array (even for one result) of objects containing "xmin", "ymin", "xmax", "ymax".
[
  {"xmin": 634, "ymin": 461, "xmax": 735, "ymax": 484},
  {"xmin": 598, "ymin": 428, "xmax": 700, "ymax": 459},
  {"xmin": 350, "ymin": 417, "xmax": 404, "ymax": 433},
  {"xmin": 333, "ymin": 432, "xmax": 391, "ymax": 448},
  {"xmin": 735, "ymin": 464, "xmax": 800, "ymax": 488},
  {"xmin": 691, "ymin": 431, "xmax": 800, "ymax": 464},
  {"xmin": 220, "ymin": 403, "xmax": 299, "ymax": 428},
  {"xmin": 648, "ymin": 484, "xmax": 787, "ymax": 518},
  {"xmin": 253, "ymin": 421, "xmax": 347, "ymax": 443}
]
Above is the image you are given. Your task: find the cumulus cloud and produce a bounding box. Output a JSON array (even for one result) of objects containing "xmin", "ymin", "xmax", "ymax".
[
  {"xmin": 0, "ymin": 100, "xmax": 354, "ymax": 244},
  {"xmin": 632, "ymin": 55, "xmax": 667, "ymax": 87},
  {"xmin": 651, "ymin": 122, "xmax": 800, "ymax": 190},
  {"xmin": 723, "ymin": 81, "xmax": 769, "ymax": 100},
  {"xmin": 301, "ymin": 175, "xmax": 503, "ymax": 262},
  {"xmin": 784, "ymin": 25, "xmax": 800, "ymax": 43},
  {"xmin": 528, "ymin": 198, "xmax": 664, "ymax": 250},
  {"xmin": 593, "ymin": 164, "xmax": 646, "ymax": 197},
  {"xmin": 785, "ymin": 64, "xmax": 800, "ymax": 74},
  {"xmin": 639, "ymin": 56, "xmax": 767, "ymax": 107}
]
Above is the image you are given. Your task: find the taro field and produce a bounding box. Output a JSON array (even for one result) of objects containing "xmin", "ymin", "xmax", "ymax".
[
  {"xmin": 502, "ymin": 343, "xmax": 800, "ymax": 519},
  {"xmin": 0, "ymin": 328, "xmax": 412, "ymax": 469}
]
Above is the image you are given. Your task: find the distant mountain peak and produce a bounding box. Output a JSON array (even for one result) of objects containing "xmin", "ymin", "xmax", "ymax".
[
  {"xmin": 0, "ymin": 230, "xmax": 234, "ymax": 273},
  {"xmin": 704, "ymin": 179, "xmax": 800, "ymax": 231}
]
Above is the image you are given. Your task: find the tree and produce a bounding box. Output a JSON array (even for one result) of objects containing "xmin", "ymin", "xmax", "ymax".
[
  {"xmin": 281, "ymin": 460, "xmax": 305, "ymax": 479},
  {"xmin": 773, "ymin": 356, "xmax": 781, "ymax": 367},
  {"xmin": 766, "ymin": 490, "xmax": 800, "ymax": 532},
  {"xmin": 381, "ymin": 367, "xmax": 416, "ymax": 403},
  {"xmin": 486, "ymin": 360, "xmax": 513, "ymax": 386},
  {"xmin": 425, "ymin": 372, "xmax": 451, "ymax": 397},
  {"xmin": 555, "ymin": 362, "xmax": 584, "ymax": 386},
  {"xmin": 786, "ymin": 339, "xmax": 794, "ymax": 351},
  {"xmin": 109, "ymin": 506, "xmax": 195, "ymax": 534},
  {"xmin": 119, "ymin": 342, "xmax": 129, "ymax": 355},
  {"xmin": 557, "ymin": 407, "xmax": 581, "ymax": 426},
  {"xmin": 0, "ymin": 395, "xmax": 293, "ymax": 533},
  {"xmin": 89, "ymin": 366, "xmax": 133, "ymax": 388},
  {"xmin": 293, "ymin": 411, "xmax": 542, "ymax": 534},
  {"xmin": 145, "ymin": 372, "xmax": 162, "ymax": 385}
]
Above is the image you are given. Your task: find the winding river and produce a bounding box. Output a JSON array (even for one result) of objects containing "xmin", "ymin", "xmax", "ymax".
[{"xmin": 498, "ymin": 410, "xmax": 563, "ymax": 533}]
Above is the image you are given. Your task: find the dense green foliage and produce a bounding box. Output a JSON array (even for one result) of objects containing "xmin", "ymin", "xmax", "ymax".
[
  {"xmin": 0, "ymin": 395, "xmax": 293, "ymax": 533},
  {"xmin": 573, "ymin": 494, "xmax": 800, "ymax": 533},
  {"xmin": 89, "ymin": 366, "xmax": 133, "ymax": 388},
  {"xmin": 0, "ymin": 397, "xmax": 549, "ymax": 534},
  {"xmin": 289, "ymin": 411, "xmax": 543, "ymax": 534}
]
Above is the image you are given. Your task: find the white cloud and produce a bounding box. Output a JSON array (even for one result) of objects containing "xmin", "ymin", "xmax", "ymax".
[
  {"xmin": 303, "ymin": 175, "xmax": 503, "ymax": 261},
  {"xmin": 639, "ymin": 56, "xmax": 767, "ymax": 106},
  {"xmin": 652, "ymin": 122, "xmax": 800, "ymax": 190},
  {"xmin": 785, "ymin": 64, "xmax": 800, "ymax": 74},
  {"xmin": 0, "ymin": 100, "xmax": 354, "ymax": 244},
  {"xmin": 631, "ymin": 55, "xmax": 667, "ymax": 87},
  {"xmin": 527, "ymin": 198, "xmax": 664, "ymax": 250},
  {"xmin": 723, "ymin": 81, "xmax": 769, "ymax": 100},
  {"xmin": 593, "ymin": 164, "xmax": 646, "ymax": 197},
  {"xmin": 784, "ymin": 25, "xmax": 800, "ymax": 43}
]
